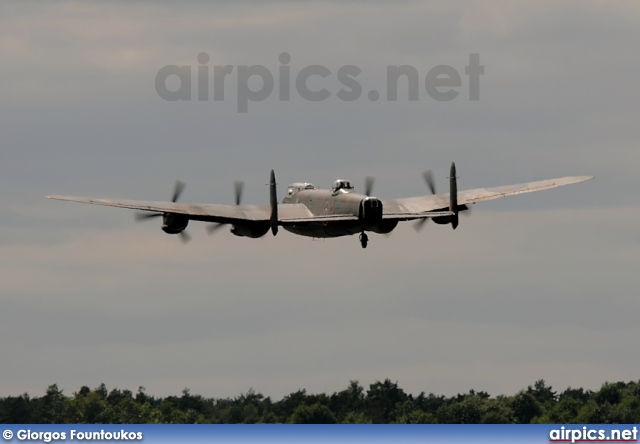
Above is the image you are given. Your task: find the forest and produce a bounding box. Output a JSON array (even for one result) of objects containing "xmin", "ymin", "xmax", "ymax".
[{"xmin": 1, "ymin": 379, "xmax": 639, "ymax": 424}]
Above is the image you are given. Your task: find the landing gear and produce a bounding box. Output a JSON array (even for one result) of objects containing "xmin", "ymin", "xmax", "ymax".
[{"xmin": 359, "ymin": 232, "xmax": 368, "ymax": 249}]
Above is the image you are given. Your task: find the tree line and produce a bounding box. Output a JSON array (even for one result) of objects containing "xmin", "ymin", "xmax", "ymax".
[{"xmin": 1, "ymin": 379, "xmax": 639, "ymax": 424}]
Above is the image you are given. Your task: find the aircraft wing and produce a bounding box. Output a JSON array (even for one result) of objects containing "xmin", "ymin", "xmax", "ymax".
[
  {"xmin": 47, "ymin": 175, "xmax": 593, "ymax": 226},
  {"xmin": 383, "ymin": 175, "xmax": 594, "ymax": 216},
  {"xmin": 279, "ymin": 211, "xmax": 457, "ymax": 224},
  {"xmin": 278, "ymin": 214, "xmax": 359, "ymax": 223},
  {"xmin": 46, "ymin": 195, "xmax": 321, "ymax": 225},
  {"xmin": 381, "ymin": 210, "xmax": 454, "ymax": 221}
]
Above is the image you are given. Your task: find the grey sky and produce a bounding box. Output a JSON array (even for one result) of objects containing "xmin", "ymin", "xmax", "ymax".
[{"xmin": 1, "ymin": 1, "xmax": 639, "ymax": 399}]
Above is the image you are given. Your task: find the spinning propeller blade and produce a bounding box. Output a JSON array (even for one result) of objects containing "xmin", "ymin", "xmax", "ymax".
[
  {"xmin": 206, "ymin": 223, "xmax": 226, "ymax": 235},
  {"xmin": 135, "ymin": 212, "xmax": 162, "ymax": 222},
  {"xmin": 135, "ymin": 181, "xmax": 191, "ymax": 242},
  {"xmin": 413, "ymin": 169, "xmax": 436, "ymax": 232},
  {"xmin": 207, "ymin": 180, "xmax": 245, "ymax": 234},
  {"xmin": 234, "ymin": 181, "xmax": 244, "ymax": 206},
  {"xmin": 178, "ymin": 230, "xmax": 191, "ymax": 243},
  {"xmin": 171, "ymin": 180, "xmax": 185, "ymax": 203},
  {"xmin": 270, "ymin": 170, "xmax": 278, "ymax": 236},
  {"xmin": 423, "ymin": 170, "xmax": 436, "ymax": 194},
  {"xmin": 365, "ymin": 176, "xmax": 375, "ymax": 197}
]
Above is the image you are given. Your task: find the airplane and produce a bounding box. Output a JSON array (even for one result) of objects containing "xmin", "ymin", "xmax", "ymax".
[{"xmin": 46, "ymin": 162, "xmax": 593, "ymax": 248}]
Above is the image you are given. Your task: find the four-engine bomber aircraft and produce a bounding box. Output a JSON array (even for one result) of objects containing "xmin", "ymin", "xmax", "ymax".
[{"xmin": 47, "ymin": 163, "xmax": 593, "ymax": 248}]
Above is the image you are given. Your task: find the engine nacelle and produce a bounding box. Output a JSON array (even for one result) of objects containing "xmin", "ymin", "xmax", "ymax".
[
  {"xmin": 359, "ymin": 197, "xmax": 383, "ymax": 224},
  {"xmin": 230, "ymin": 223, "xmax": 270, "ymax": 238},
  {"xmin": 432, "ymin": 216, "xmax": 452, "ymax": 225},
  {"xmin": 432, "ymin": 204, "xmax": 468, "ymax": 225},
  {"xmin": 369, "ymin": 219, "xmax": 398, "ymax": 234},
  {"xmin": 162, "ymin": 213, "xmax": 189, "ymax": 234}
]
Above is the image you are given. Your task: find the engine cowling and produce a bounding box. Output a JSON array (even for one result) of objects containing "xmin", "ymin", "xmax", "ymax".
[
  {"xmin": 369, "ymin": 219, "xmax": 398, "ymax": 234},
  {"xmin": 162, "ymin": 213, "xmax": 189, "ymax": 234},
  {"xmin": 432, "ymin": 215, "xmax": 452, "ymax": 225},
  {"xmin": 359, "ymin": 197, "xmax": 383, "ymax": 224},
  {"xmin": 432, "ymin": 204, "xmax": 469, "ymax": 225},
  {"xmin": 230, "ymin": 223, "xmax": 270, "ymax": 238}
]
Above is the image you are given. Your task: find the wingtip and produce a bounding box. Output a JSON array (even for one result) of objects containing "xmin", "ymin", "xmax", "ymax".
[{"xmin": 560, "ymin": 175, "xmax": 594, "ymax": 185}]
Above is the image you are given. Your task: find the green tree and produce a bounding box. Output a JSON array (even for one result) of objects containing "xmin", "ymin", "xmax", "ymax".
[
  {"xmin": 527, "ymin": 379, "xmax": 557, "ymax": 406},
  {"xmin": 365, "ymin": 379, "xmax": 408, "ymax": 423},
  {"xmin": 288, "ymin": 403, "xmax": 337, "ymax": 424},
  {"xmin": 510, "ymin": 392, "xmax": 542, "ymax": 423},
  {"xmin": 480, "ymin": 397, "xmax": 511, "ymax": 424},
  {"xmin": 546, "ymin": 387, "xmax": 592, "ymax": 423},
  {"xmin": 330, "ymin": 380, "xmax": 365, "ymax": 421},
  {"xmin": 5, "ymin": 379, "xmax": 640, "ymax": 425},
  {"xmin": 34, "ymin": 384, "xmax": 68, "ymax": 423},
  {"xmin": 342, "ymin": 411, "xmax": 372, "ymax": 424},
  {"xmin": 66, "ymin": 389, "xmax": 114, "ymax": 423},
  {"xmin": 436, "ymin": 392, "xmax": 488, "ymax": 424},
  {"xmin": 0, "ymin": 394, "xmax": 33, "ymax": 423},
  {"xmin": 413, "ymin": 392, "xmax": 446, "ymax": 416},
  {"xmin": 595, "ymin": 382, "xmax": 624, "ymax": 406},
  {"xmin": 274, "ymin": 389, "xmax": 308, "ymax": 421}
]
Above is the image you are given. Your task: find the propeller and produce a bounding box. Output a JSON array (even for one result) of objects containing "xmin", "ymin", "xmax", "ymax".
[
  {"xmin": 207, "ymin": 180, "xmax": 245, "ymax": 234},
  {"xmin": 413, "ymin": 170, "xmax": 436, "ymax": 232},
  {"xmin": 135, "ymin": 181, "xmax": 191, "ymax": 242},
  {"xmin": 412, "ymin": 166, "xmax": 471, "ymax": 232},
  {"xmin": 447, "ymin": 162, "xmax": 475, "ymax": 227},
  {"xmin": 206, "ymin": 171, "xmax": 278, "ymax": 237},
  {"xmin": 413, "ymin": 217, "xmax": 429, "ymax": 232},
  {"xmin": 270, "ymin": 169, "xmax": 278, "ymax": 236},
  {"xmin": 206, "ymin": 222, "xmax": 226, "ymax": 235},
  {"xmin": 234, "ymin": 180, "xmax": 244, "ymax": 205},
  {"xmin": 365, "ymin": 176, "xmax": 375, "ymax": 197},
  {"xmin": 423, "ymin": 170, "xmax": 436, "ymax": 194},
  {"xmin": 449, "ymin": 162, "xmax": 459, "ymax": 229},
  {"xmin": 135, "ymin": 212, "xmax": 162, "ymax": 222},
  {"xmin": 178, "ymin": 230, "xmax": 191, "ymax": 244},
  {"xmin": 135, "ymin": 181, "xmax": 185, "ymax": 221},
  {"xmin": 171, "ymin": 180, "xmax": 185, "ymax": 203}
]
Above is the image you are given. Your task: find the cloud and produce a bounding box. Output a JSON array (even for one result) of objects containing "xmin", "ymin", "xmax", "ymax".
[{"xmin": 1, "ymin": 0, "xmax": 639, "ymax": 400}]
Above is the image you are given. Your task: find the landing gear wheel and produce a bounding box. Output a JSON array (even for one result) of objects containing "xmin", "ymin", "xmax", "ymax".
[{"xmin": 359, "ymin": 232, "xmax": 368, "ymax": 249}]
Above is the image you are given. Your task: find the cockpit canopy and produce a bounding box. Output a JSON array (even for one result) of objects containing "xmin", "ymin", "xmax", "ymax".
[
  {"xmin": 332, "ymin": 179, "xmax": 354, "ymax": 193},
  {"xmin": 287, "ymin": 182, "xmax": 316, "ymax": 196}
]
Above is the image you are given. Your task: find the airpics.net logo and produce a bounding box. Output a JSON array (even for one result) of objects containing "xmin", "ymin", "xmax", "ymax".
[
  {"xmin": 155, "ymin": 52, "xmax": 484, "ymax": 112},
  {"xmin": 549, "ymin": 426, "xmax": 638, "ymax": 443}
]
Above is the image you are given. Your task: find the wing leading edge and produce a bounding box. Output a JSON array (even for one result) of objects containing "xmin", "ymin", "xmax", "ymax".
[
  {"xmin": 383, "ymin": 175, "xmax": 594, "ymax": 216},
  {"xmin": 45, "ymin": 195, "xmax": 321, "ymax": 225}
]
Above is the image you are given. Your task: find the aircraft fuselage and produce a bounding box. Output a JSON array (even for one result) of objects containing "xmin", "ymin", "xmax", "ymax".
[{"xmin": 281, "ymin": 188, "xmax": 397, "ymax": 238}]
